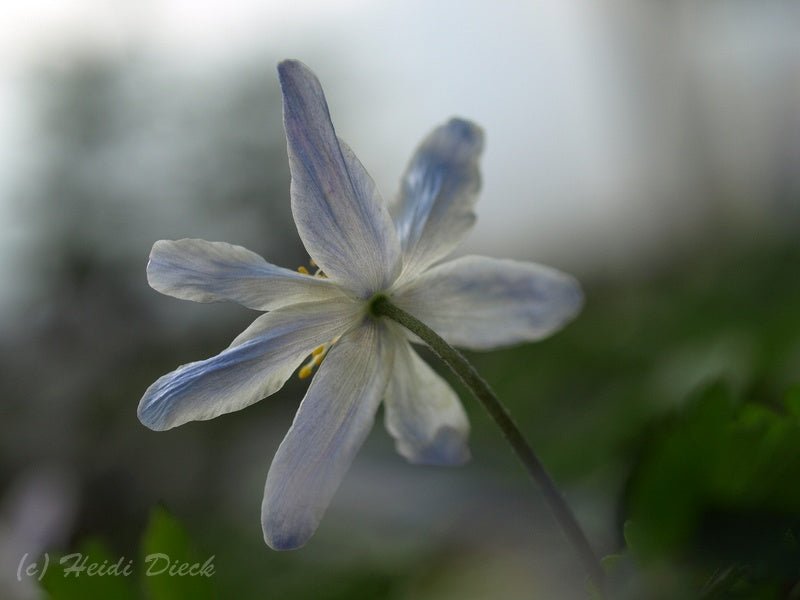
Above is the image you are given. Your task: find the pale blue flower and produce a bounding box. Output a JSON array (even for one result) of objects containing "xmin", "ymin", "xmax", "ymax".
[{"xmin": 139, "ymin": 60, "xmax": 583, "ymax": 550}]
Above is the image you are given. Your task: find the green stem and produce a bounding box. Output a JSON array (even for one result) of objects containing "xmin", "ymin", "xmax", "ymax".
[{"xmin": 372, "ymin": 296, "xmax": 606, "ymax": 594}]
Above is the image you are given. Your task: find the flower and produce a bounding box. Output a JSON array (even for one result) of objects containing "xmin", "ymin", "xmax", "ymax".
[{"xmin": 139, "ymin": 59, "xmax": 583, "ymax": 550}]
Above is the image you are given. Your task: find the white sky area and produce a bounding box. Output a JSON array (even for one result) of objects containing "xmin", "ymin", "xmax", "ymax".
[{"xmin": 0, "ymin": 0, "xmax": 797, "ymax": 312}]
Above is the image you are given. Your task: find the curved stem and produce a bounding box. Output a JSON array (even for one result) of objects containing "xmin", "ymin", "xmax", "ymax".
[{"xmin": 372, "ymin": 296, "xmax": 606, "ymax": 594}]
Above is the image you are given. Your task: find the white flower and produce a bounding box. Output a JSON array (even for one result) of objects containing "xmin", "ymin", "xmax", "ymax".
[{"xmin": 139, "ymin": 60, "xmax": 583, "ymax": 550}]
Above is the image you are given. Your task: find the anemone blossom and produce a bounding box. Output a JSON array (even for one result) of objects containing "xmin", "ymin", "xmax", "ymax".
[{"xmin": 138, "ymin": 60, "xmax": 583, "ymax": 550}]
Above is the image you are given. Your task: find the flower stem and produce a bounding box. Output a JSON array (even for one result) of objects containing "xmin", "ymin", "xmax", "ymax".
[{"xmin": 372, "ymin": 296, "xmax": 606, "ymax": 594}]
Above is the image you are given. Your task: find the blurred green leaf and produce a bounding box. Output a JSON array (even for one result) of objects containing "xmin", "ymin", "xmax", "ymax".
[
  {"xmin": 140, "ymin": 507, "xmax": 215, "ymax": 600},
  {"xmin": 622, "ymin": 520, "xmax": 643, "ymax": 558},
  {"xmin": 625, "ymin": 382, "xmax": 800, "ymax": 592},
  {"xmin": 785, "ymin": 385, "xmax": 800, "ymax": 419},
  {"xmin": 40, "ymin": 508, "xmax": 216, "ymax": 600},
  {"xmin": 41, "ymin": 539, "xmax": 137, "ymax": 600}
]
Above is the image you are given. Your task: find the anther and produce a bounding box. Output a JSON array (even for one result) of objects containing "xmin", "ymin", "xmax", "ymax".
[
  {"xmin": 297, "ymin": 265, "xmax": 310, "ymax": 275},
  {"xmin": 298, "ymin": 345, "xmax": 328, "ymax": 380}
]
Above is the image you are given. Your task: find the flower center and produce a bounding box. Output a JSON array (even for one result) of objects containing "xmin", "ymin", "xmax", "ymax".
[{"xmin": 369, "ymin": 294, "xmax": 390, "ymax": 317}]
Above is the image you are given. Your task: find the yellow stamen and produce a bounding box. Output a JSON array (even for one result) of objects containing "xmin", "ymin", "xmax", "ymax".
[
  {"xmin": 298, "ymin": 339, "xmax": 338, "ymax": 380},
  {"xmin": 297, "ymin": 265, "xmax": 310, "ymax": 275},
  {"xmin": 298, "ymin": 346, "xmax": 326, "ymax": 379}
]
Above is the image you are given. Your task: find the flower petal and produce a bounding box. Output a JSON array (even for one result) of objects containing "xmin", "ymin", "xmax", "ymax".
[
  {"xmin": 278, "ymin": 60, "xmax": 401, "ymax": 297},
  {"xmin": 383, "ymin": 326, "xmax": 470, "ymax": 466},
  {"xmin": 392, "ymin": 118, "xmax": 484, "ymax": 281},
  {"xmin": 147, "ymin": 239, "xmax": 345, "ymax": 311},
  {"xmin": 138, "ymin": 298, "xmax": 363, "ymax": 431},
  {"xmin": 262, "ymin": 320, "xmax": 393, "ymax": 550},
  {"xmin": 392, "ymin": 255, "xmax": 583, "ymax": 350}
]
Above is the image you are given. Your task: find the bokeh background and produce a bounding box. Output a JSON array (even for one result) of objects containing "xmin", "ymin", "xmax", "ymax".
[{"xmin": 2, "ymin": 1, "xmax": 800, "ymax": 598}]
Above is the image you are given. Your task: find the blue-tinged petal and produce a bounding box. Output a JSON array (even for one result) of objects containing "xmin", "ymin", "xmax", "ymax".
[
  {"xmin": 262, "ymin": 320, "xmax": 394, "ymax": 550},
  {"xmin": 383, "ymin": 325, "xmax": 470, "ymax": 466},
  {"xmin": 278, "ymin": 60, "xmax": 400, "ymax": 297},
  {"xmin": 147, "ymin": 239, "xmax": 346, "ymax": 311},
  {"xmin": 391, "ymin": 255, "xmax": 583, "ymax": 351},
  {"xmin": 138, "ymin": 298, "xmax": 363, "ymax": 430},
  {"xmin": 392, "ymin": 118, "xmax": 484, "ymax": 282}
]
